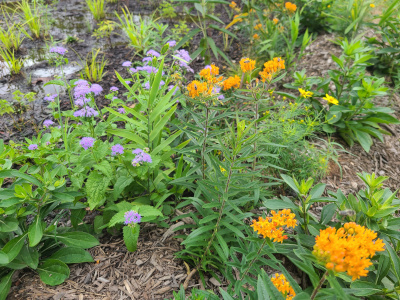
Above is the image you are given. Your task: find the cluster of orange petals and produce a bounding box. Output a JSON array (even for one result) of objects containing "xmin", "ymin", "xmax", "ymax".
[
  {"xmin": 199, "ymin": 64, "xmax": 223, "ymax": 85},
  {"xmin": 271, "ymin": 273, "xmax": 296, "ymax": 300},
  {"xmin": 251, "ymin": 209, "xmax": 297, "ymax": 243},
  {"xmin": 313, "ymin": 222, "xmax": 385, "ymax": 280},
  {"xmin": 259, "ymin": 57, "xmax": 285, "ymax": 82},
  {"xmin": 285, "ymin": 2, "xmax": 297, "ymax": 13},
  {"xmin": 240, "ymin": 57, "xmax": 256, "ymax": 73},
  {"xmin": 187, "ymin": 80, "xmax": 209, "ymax": 98},
  {"xmin": 222, "ymin": 75, "xmax": 241, "ymax": 91}
]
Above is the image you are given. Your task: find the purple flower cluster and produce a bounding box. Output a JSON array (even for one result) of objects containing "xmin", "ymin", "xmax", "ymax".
[
  {"xmin": 132, "ymin": 148, "xmax": 152, "ymax": 166},
  {"xmin": 142, "ymin": 57, "xmax": 152, "ymax": 64},
  {"xmin": 118, "ymin": 107, "xmax": 126, "ymax": 114},
  {"xmin": 175, "ymin": 49, "xmax": 193, "ymax": 72},
  {"xmin": 212, "ymin": 86, "xmax": 225, "ymax": 100},
  {"xmin": 122, "ymin": 61, "xmax": 132, "ymax": 67},
  {"xmin": 43, "ymin": 120, "xmax": 54, "ymax": 127},
  {"xmin": 28, "ymin": 144, "xmax": 38, "ymax": 150},
  {"xmin": 80, "ymin": 137, "xmax": 95, "ymax": 150},
  {"xmin": 74, "ymin": 80, "xmax": 103, "ymax": 107},
  {"xmin": 167, "ymin": 40, "xmax": 176, "ymax": 47},
  {"xmin": 44, "ymin": 94, "xmax": 58, "ymax": 102},
  {"xmin": 125, "ymin": 81, "xmax": 131, "ymax": 85},
  {"xmin": 168, "ymin": 85, "xmax": 178, "ymax": 95},
  {"xmin": 143, "ymin": 80, "xmax": 165, "ymax": 90},
  {"xmin": 110, "ymin": 86, "xmax": 119, "ymax": 92},
  {"xmin": 146, "ymin": 50, "xmax": 160, "ymax": 57},
  {"xmin": 124, "ymin": 210, "xmax": 142, "ymax": 225},
  {"xmin": 111, "ymin": 144, "xmax": 124, "ymax": 156},
  {"xmin": 91, "ymin": 84, "xmax": 103, "ymax": 95},
  {"xmin": 50, "ymin": 46, "xmax": 68, "ymax": 55},
  {"xmin": 73, "ymin": 106, "xmax": 99, "ymax": 117}
]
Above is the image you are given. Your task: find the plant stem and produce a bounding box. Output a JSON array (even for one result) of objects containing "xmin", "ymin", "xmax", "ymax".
[
  {"xmin": 252, "ymin": 101, "xmax": 258, "ymax": 172},
  {"xmin": 311, "ymin": 270, "xmax": 328, "ymax": 299},
  {"xmin": 302, "ymin": 196, "xmax": 309, "ymax": 235},
  {"xmin": 239, "ymin": 238, "xmax": 267, "ymax": 281},
  {"xmin": 202, "ymin": 106, "xmax": 209, "ymax": 180}
]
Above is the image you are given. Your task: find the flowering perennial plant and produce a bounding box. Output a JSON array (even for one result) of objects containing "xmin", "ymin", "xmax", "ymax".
[
  {"xmin": 28, "ymin": 144, "xmax": 38, "ymax": 150},
  {"xmin": 43, "ymin": 120, "xmax": 54, "ymax": 127},
  {"xmin": 132, "ymin": 148, "xmax": 152, "ymax": 166},
  {"xmin": 222, "ymin": 75, "xmax": 241, "ymax": 90},
  {"xmin": 271, "ymin": 273, "xmax": 296, "ymax": 300},
  {"xmin": 299, "ymin": 88, "xmax": 313, "ymax": 98},
  {"xmin": 323, "ymin": 94, "xmax": 338, "ymax": 105},
  {"xmin": 312, "ymin": 222, "xmax": 385, "ymax": 280},
  {"xmin": 240, "ymin": 58, "xmax": 256, "ymax": 73},
  {"xmin": 73, "ymin": 107, "xmax": 99, "ymax": 117},
  {"xmin": 251, "ymin": 209, "xmax": 297, "ymax": 243},
  {"xmin": 259, "ymin": 57, "xmax": 285, "ymax": 82},
  {"xmin": 124, "ymin": 210, "xmax": 142, "ymax": 225},
  {"xmin": 44, "ymin": 94, "xmax": 58, "ymax": 102},
  {"xmin": 111, "ymin": 144, "xmax": 124, "ymax": 156},
  {"xmin": 49, "ymin": 46, "xmax": 68, "ymax": 55},
  {"xmin": 285, "ymin": 2, "xmax": 297, "ymax": 13},
  {"xmin": 80, "ymin": 137, "xmax": 95, "ymax": 150}
]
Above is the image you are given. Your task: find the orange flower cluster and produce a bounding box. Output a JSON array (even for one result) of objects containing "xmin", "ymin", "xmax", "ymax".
[
  {"xmin": 251, "ymin": 209, "xmax": 297, "ymax": 243},
  {"xmin": 259, "ymin": 57, "xmax": 285, "ymax": 82},
  {"xmin": 240, "ymin": 57, "xmax": 256, "ymax": 73},
  {"xmin": 222, "ymin": 75, "xmax": 241, "ymax": 91},
  {"xmin": 187, "ymin": 80, "xmax": 209, "ymax": 98},
  {"xmin": 285, "ymin": 2, "xmax": 297, "ymax": 13},
  {"xmin": 273, "ymin": 18, "xmax": 279, "ymax": 24},
  {"xmin": 254, "ymin": 23, "xmax": 262, "ymax": 30},
  {"xmin": 312, "ymin": 222, "xmax": 385, "ymax": 280},
  {"xmin": 271, "ymin": 273, "xmax": 296, "ymax": 300},
  {"xmin": 199, "ymin": 64, "xmax": 223, "ymax": 85},
  {"xmin": 253, "ymin": 33, "xmax": 259, "ymax": 40}
]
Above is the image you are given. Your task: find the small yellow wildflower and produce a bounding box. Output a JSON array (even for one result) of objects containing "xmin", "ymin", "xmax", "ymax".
[
  {"xmin": 370, "ymin": 3, "xmax": 375, "ymax": 7},
  {"xmin": 298, "ymin": 88, "xmax": 313, "ymax": 98},
  {"xmin": 254, "ymin": 23, "xmax": 262, "ymax": 30},
  {"xmin": 229, "ymin": 1, "xmax": 237, "ymax": 8},
  {"xmin": 220, "ymin": 166, "xmax": 226, "ymax": 172},
  {"xmin": 323, "ymin": 94, "xmax": 339, "ymax": 105}
]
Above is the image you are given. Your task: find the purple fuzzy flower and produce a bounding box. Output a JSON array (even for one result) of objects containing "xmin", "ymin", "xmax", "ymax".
[
  {"xmin": 110, "ymin": 86, "xmax": 119, "ymax": 92},
  {"xmin": 74, "ymin": 97, "xmax": 91, "ymax": 107},
  {"xmin": 129, "ymin": 67, "xmax": 138, "ymax": 73},
  {"xmin": 45, "ymin": 141, "xmax": 51, "ymax": 146},
  {"xmin": 132, "ymin": 148, "xmax": 152, "ymax": 166},
  {"xmin": 143, "ymin": 81, "xmax": 150, "ymax": 90},
  {"xmin": 90, "ymin": 84, "xmax": 103, "ymax": 95},
  {"xmin": 167, "ymin": 40, "xmax": 176, "ymax": 47},
  {"xmin": 28, "ymin": 144, "xmax": 38, "ymax": 150},
  {"xmin": 125, "ymin": 81, "xmax": 131, "ymax": 84},
  {"xmin": 175, "ymin": 49, "xmax": 193, "ymax": 72},
  {"xmin": 146, "ymin": 50, "xmax": 160, "ymax": 57},
  {"xmin": 168, "ymin": 85, "xmax": 178, "ymax": 95},
  {"xmin": 118, "ymin": 107, "xmax": 126, "ymax": 114},
  {"xmin": 80, "ymin": 137, "xmax": 95, "ymax": 150},
  {"xmin": 111, "ymin": 144, "xmax": 124, "ymax": 156},
  {"xmin": 43, "ymin": 120, "xmax": 54, "ymax": 127},
  {"xmin": 122, "ymin": 61, "xmax": 132, "ymax": 67},
  {"xmin": 74, "ymin": 80, "xmax": 91, "ymax": 100},
  {"xmin": 141, "ymin": 66, "xmax": 158, "ymax": 74},
  {"xmin": 44, "ymin": 94, "xmax": 58, "ymax": 102},
  {"xmin": 50, "ymin": 46, "xmax": 67, "ymax": 55},
  {"xmin": 142, "ymin": 57, "xmax": 152, "ymax": 64},
  {"xmin": 73, "ymin": 107, "xmax": 99, "ymax": 117},
  {"xmin": 124, "ymin": 210, "xmax": 142, "ymax": 225}
]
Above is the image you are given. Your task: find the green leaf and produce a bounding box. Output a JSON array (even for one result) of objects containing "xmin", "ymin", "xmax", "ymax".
[
  {"xmin": 280, "ymin": 174, "xmax": 299, "ymax": 194},
  {"xmin": 28, "ymin": 217, "xmax": 44, "ymax": 247},
  {"xmin": 0, "ymin": 216, "xmax": 18, "ymax": 233},
  {"xmin": 149, "ymin": 105, "xmax": 177, "ymax": 142},
  {"xmin": 113, "ymin": 176, "xmax": 133, "ymax": 200},
  {"xmin": 93, "ymin": 160, "xmax": 113, "ymax": 179},
  {"xmin": 138, "ymin": 205, "xmax": 163, "ymax": 218},
  {"xmin": 56, "ymin": 232, "xmax": 99, "ymax": 249},
  {"xmin": 0, "ymin": 271, "xmax": 14, "ymax": 300},
  {"xmin": 350, "ymin": 281, "xmax": 382, "ymax": 296},
  {"xmin": 148, "ymin": 59, "xmax": 165, "ymax": 107},
  {"xmin": 19, "ymin": 245, "xmax": 39, "ymax": 269},
  {"xmin": 44, "ymin": 80, "xmax": 65, "ymax": 87},
  {"xmin": 2, "ymin": 233, "xmax": 27, "ymax": 262},
  {"xmin": 107, "ymin": 128, "xmax": 147, "ymax": 147},
  {"xmin": 219, "ymin": 288, "xmax": 235, "ymax": 300},
  {"xmin": 123, "ymin": 224, "xmax": 140, "ymax": 252},
  {"xmin": 86, "ymin": 171, "xmax": 110, "ymax": 210},
  {"xmin": 0, "ymin": 251, "xmax": 9, "ymax": 265},
  {"xmin": 37, "ymin": 259, "xmax": 70, "ymax": 286},
  {"xmin": 50, "ymin": 247, "xmax": 94, "ymax": 264},
  {"xmin": 0, "ymin": 170, "xmax": 42, "ymax": 187},
  {"xmin": 354, "ymin": 130, "xmax": 372, "ymax": 152}
]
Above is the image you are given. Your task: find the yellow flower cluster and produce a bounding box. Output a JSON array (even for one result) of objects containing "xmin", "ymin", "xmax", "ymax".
[
  {"xmin": 222, "ymin": 75, "xmax": 241, "ymax": 90},
  {"xmin": 254, "ymin": 23, "xmax": 262, "ymax": 30},
  {"xmin": 240, "ymin": 57, "xmax": 256, "ymax": 73},
  {"xmin": 312, "ymin": 222, "xmax": 385, "ymax": 280},
  {"xmin": 299, "ymin": 88, "xmax": 313, "ymax": 98},
  {"xmin": 259, "ymin": 57, "xmax": 285, "ymax": 82},
  {"xmin": 285, "ymin": 2, "xmax": 297, "ymax": 13},
  {"xmin": 251, "ymin": 209, "xmax": 297, "ymax": 243},
  {"xmin": 271, "ymin": 273, "xmax": 296, "ymax": 300},
  {"xmin": 323, "ymin": 94, "xmax": 338, "ymax": 105}
]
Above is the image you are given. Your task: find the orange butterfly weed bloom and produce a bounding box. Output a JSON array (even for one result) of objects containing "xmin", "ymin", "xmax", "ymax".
[
  {"xmin": 222, "ymin": 75, "xmax": 241, "ymax": 90},
  {"xmin": 229, "ymin": 1, "xmax": 237, "ymax": 8},
  {"xmin": 312, "ymin": 222, "xmax": 385, "ymax": 280},
  {"xmin": 254, "ymin": 23, "xmax": 262, "ymax": 30},
  {"xmin": 253, "ymin": 33, "xmax": 260, "ymax": 40},
  {"xmin": 271, "ymin": 273, "xmax": 296, "ymax": 300},
  {"xmin": 285, "ymin": 2, "xmax": 297, "ymax": 13},
  {"xmin": 240, "ymin": 58, "xmax": 256, "ymax": 73},
  {"xmin": 259, "ymin": 57, "xmax": 285, "ymax": 82},
  {"xmin": 187, "ymin": 80, "xmax": 208, "ymax": 98},
  {"xmin": 199, "ymin": 64, "xmax": 223, "ymax": 85},
  {"xmin": 251, "ymin": 209, "xmax": 297, "ymax": 243},
  {"xmin": 273, "ymin": 18, "xmax": 279, "ymax": 24}
]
